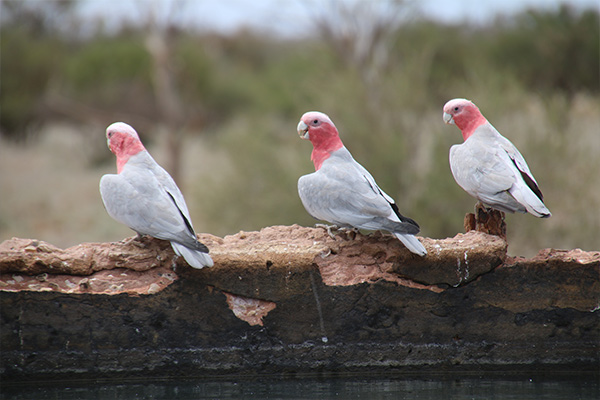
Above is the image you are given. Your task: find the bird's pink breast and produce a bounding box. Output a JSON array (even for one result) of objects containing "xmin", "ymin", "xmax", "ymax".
[
  {"xmin": 311, "ymin": 140, "xmax": 343, "ymax": 170},
  {"xmin": 308, "ymin": 125, "xmax": 344, "ymax": 171}
]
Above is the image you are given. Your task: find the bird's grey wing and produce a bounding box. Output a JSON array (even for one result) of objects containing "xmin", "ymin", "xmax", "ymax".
[
  {"xmin": 145, "ymin": 155, "xmax": 196, "ymax": 226},
  {"xmin": 100, "ymin": 170, "xmax": 199, "ymax": 247},
  {"xmin": 353, "ymin": 163, "xmax": 420, "ymax": 229},
  {"xmin": 138, "ymin": 153, "xmax": 205, "ymax": 244},
  {"xmin": 298, "ymin": 166, "xmax": 418, "ymax": 234},
  {"xmin": 450, "ymin": 142, "xmax": 517, "ymax": 207},
  {"xmin": 497, "ymin": 137, "xmax": 544, "ymax": 202},
  {"xmin": 299, "ymin": 171, "xmax": 369, "ymax": 225}
]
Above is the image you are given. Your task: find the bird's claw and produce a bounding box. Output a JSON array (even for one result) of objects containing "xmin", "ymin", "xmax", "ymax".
[
  {"xmin": 474, "ymin": 201, "xmax": 490, "ymax": 214},
  {"xmin": 123, "ymin": 233, "xmax": 149, "ymax": 248},
  {"xmin": 337, "ymin": 226, "xmax": 359, "ymax": 240},
  {"xmin": 315, "ymin": 223, "xmax": 339, "ymax": 239},
  {"xmin": 315, "ymin": 224, "xmax": 358, "ymax": 240}
]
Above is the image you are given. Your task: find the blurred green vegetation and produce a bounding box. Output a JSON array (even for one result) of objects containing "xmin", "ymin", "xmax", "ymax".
[{"xmin": 1, "ymin": 1, "xmax": 599, "ymax": 255}]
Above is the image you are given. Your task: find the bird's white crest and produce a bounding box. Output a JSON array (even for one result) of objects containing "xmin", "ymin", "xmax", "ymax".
[
  {"xmin": 444, "ymin": 98, "xmax": 472, "ymax": 109},
  {"xmin": 302, "ymin": 111, "xmax": 335, "ymax": 126},
  {"xmin": 106, "ymin": 122, "xmax": 141, "ymax": 140}
]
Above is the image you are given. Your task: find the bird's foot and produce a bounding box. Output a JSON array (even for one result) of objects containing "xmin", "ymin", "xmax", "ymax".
[
  {"xmin": 314, "ymin": 224, "xmax": 359, "ymax": 240},
  {"xmin": 474, "ymin": 201, "xmax": 494, "ymax": 215},
  {"xmin": 315, "ymin": 223, "xmax": 340, "ymax": 240},
  {"xmin": 337, "ymin": 226, "xmax": 359, "ymax": 240},
  {"xmin": 123, "ymin": 233, "xmax": 150, "ymax": 248}
]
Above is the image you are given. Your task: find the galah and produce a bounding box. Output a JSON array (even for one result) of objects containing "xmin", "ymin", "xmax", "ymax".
[
  {"xmin": 443, "ymin": 98, "xmax": 551, "ymax": 218},
  {"xmin": 296, "ymin": 111, "xmax": 427, "ymax": 256},
  {"xmin": 100, "ymin": 122, "xmax": 213, "ymax": 269}
]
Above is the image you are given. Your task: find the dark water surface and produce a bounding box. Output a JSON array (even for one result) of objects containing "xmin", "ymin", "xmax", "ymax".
[{"xmin": 2, "ymin": 373, "xmax": 598, "ymax": 399}]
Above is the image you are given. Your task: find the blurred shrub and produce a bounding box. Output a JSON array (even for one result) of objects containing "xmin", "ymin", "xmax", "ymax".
[
  {"xmin": 0, "ymin": 0, "xmax": 71, "ymax": 139},
  {"xmin": 489, "ymin": 4, "xmax": 599, "ymax": 97},
  {"xmin": 61, "ymin": 35, "xmax": 155, "ymax": 118},
  {"xmin": 0, "ymin": 28, "xmax": 65, "ymax": 139}
]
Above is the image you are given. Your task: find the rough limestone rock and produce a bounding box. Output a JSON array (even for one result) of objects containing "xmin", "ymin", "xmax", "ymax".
[{"xmin": 1, "ymin": 225, "xmax": 598, "ymax": 381}]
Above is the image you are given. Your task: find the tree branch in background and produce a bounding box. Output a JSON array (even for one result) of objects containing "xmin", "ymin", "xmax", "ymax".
[{"xmin": 143, "ymin": 0, "xmax": 188, "ymax": 184}]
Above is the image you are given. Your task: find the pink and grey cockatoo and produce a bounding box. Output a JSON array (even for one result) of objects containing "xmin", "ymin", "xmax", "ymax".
[
  {"xmin": 296, "ymin": 111, "xmax": 427, "ymax": 256},
  {"xmin": 100, "ymin": 122, "xmax": 213, "ymax": 269},
  {"xmin": 443, "ymin": 98, "xmax": 551, "ymax": 218}
]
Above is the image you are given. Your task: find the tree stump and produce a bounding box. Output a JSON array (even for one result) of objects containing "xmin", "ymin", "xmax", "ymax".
[{"xmin": 464, "ymin": 202, "xmax": 507, "ymax": 239}]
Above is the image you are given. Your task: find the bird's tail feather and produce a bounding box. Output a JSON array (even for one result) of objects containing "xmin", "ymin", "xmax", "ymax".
[
  {"xmin": 509, "ymin": 184, "xmax": 551, "ymax": 218},
  {"xmin": 393, "ymin": 233, "xmax": 427, "ymax": 257},
  {"xmin": 171, "ymin": 242, "xmax": 214, "ymax": 269}
]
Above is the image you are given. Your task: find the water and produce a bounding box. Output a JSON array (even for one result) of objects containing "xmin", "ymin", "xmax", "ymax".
[{"xmin": 1, "ymin": 374, "xmax": 598, "ymax": 399}]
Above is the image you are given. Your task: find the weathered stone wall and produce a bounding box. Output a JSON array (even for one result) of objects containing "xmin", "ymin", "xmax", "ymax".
[{"xmin": 1, "ymin": 225, "xmax": 598, "ymax": 381}]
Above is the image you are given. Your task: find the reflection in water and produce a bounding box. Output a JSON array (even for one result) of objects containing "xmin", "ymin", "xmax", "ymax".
[{"xmin": 2, "ymin": 374, "xmax": 598, "ymax": 400}]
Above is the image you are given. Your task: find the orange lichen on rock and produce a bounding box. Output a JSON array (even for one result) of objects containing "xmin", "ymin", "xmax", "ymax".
[{"xmin": 223, "ymin": 292, "xmax": 277, "ymax": 326}]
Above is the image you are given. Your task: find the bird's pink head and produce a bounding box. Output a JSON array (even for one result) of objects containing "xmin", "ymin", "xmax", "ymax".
[
  {"xmin": 106, "ymin": 122, "xmax": 146, "ymax": 173},
  {"xmin": 442, "ymin": 98, "xmax": 487, "ymax": 141},
  {"xmin": 297, "ymin": 111, "xmax": 343, "ymax": 170}
]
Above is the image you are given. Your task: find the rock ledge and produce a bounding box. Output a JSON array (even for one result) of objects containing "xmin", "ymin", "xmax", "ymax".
[{"xmin": 1, "ymin": 225, "xmax": 598, "ymax": 380}]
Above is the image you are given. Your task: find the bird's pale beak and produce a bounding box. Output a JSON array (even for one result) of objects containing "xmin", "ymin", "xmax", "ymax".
[
  {"xmin": 297, "ymin": 120, "xmax": 309, "ymax": 139},
  {"xmin": 443, "ymin": 112, "xmax": 454, "ymax": 125}
]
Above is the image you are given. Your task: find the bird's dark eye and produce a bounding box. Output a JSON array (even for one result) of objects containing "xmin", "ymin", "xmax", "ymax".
[
  {"xmin": 454, "ymin": 107, "xmax": 459, "ymax": 112},
  {"xmin": 313, "ymin": 119, "xmax": 319, "ymax": 125},
  {"xmin": 108, "ymin": 132, "xmax": 113, "ymax": 138}
]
